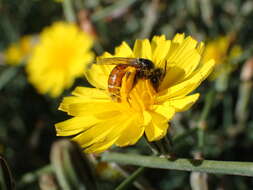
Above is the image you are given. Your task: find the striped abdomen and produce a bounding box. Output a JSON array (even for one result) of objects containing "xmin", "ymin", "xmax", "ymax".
[{"xmin": 108, "ymin": 65, "xmax": 130, "ymax": 98}]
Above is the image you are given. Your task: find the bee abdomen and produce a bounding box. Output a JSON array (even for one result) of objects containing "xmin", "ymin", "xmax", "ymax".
[{"xmin": 108, "ymin": 65, "xmax": 129, "ymax": 96}]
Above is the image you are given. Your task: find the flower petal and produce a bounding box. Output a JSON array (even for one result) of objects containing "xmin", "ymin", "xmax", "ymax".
[
  {"xmin": 151, "ymin": 35, "xmax": 166, "ymax": 51},
  {"xmin": 55, "ymin": 116, "xmax": 99, "ymax": 136},
  {"xmin": 172, "ymin": 33, "xmax": 185, "ymax": 44},
  {"xmin": 84, "ymin": 64, "xmax": 114, "ymax": 90},
  {"xmin": 154, "ymin": 104, "xmax": 175, "ymax": 120},
  {"xmin": 67, "ymin": 102, "xmax": 119, "ymax": 117},
  {"xmin": 152, "ymin": 38, "xmax": 171, "ymax": 67},
  {"xmin": 157, "ymin": 59, "xmax": 214, "ymax": 102},
  {"xmin": 168, "ymin": 93, "xmax": 200, "ymax": 112},
  {"xmin": 71, "ymin": 86, "xmax": 109, "ymax": 99},
  {"xmin": 84, "ymin": 115, "xmax": 134, "ymax": 153},
  {"xmin": 115, "ymin": 41, "xmax": 134, "ymax": 57},
  {"xmin": 85, "ymin": 138, "xmax": 118, "ymax": 154},
  {"xmin": 143, "ymin": 111, "xmax": 152, "ymax": 125},
  {"xmin": 72, "ymin": 114, "xmax": 124, "ymax": 148},
  {"xmin": 197, "ymin": 42, "xmax": 205, "ymax": 55},
  {"xmin": 160, "ymin": 49, "xmax": 201, "ymax": 89},
  {"xmin": 116, "ymin": 115, "xmax": 144, "ymax": 147},
  {"xmin": 133, "ymin": 39, "xmax": 152, "ymax": 60},
  {"xmin": 58, "ymin": 88, "xmax": 110, "ymax": 113},
  {"xmin": 145, "ymin": 112, "xmax": 169, "ymax": 141}
]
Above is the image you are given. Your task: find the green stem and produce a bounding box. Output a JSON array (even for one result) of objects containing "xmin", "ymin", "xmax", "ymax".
[
  {"xmin": 101, "ymin": 152, "xmax": 253, "ymax": 177},
  {"xmin": 17, "ymin": 165, "xmax": 53, "ymax": 188},
  {"xmin": 91, "ymin": 0, "xmax": 136, "ymax": 22},
  {"xmin": 115, "ymin": 167, "xmax": 145, "ymax": 190},
  {"xmin": 0, "ymin": 66, "xmax": 20, "ymax": 91},
  {"xmin": 199, "ymin": 89, "xmax": 215, "ymax": 121},
  {"xmin": 197, "ymin": 89, "xmax": 216, "ymax": 151},
  {"xmin": 63, "ymin": 0, "xmax": 76, "ymax": 22}
]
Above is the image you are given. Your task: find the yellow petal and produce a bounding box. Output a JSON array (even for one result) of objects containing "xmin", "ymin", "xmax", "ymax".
[
  {"xmin": 84, "ymin": 115, "xmax": 134, "ymax": 153},
  {"xmin": 55, "ymin": 116, "xmax": 99, "ymax": 136},
  {"xmin": 145, "ymin": 112, "xmax": 169, "ymax": 141},
  {"xmin": 85, "ymin": 138, "xmax": 118, "ymax": 154},
  {"xmin": 84, "ymin": 64, "xmax": 114, "ymax": 90},
  {"xmin": 152, "ymin": 39, "xmax": 171, "ymax": 67},
  {"xmin": 115, "ymin": 41, "xmax": 134, "ymax": 57},
  {"xmin": 154, "ymin": 104, "xmax": 175, "ymax": 120},
  {"xmin": 157, "ymin": 60, "xmax": 214, "ymax": 102},
  {"xmin": 197, "ymin": 42, "xmax": 205, "ymax": 55},
  {"xmin": 72, "ymin": 115, "xmax": 122, "ymax": 148},
  {"xmin": 67, "ymin": 102, "xmax": 119, "ymax": 117},
  {"xmin": 59, "ymin": 97, "xmax": 87, "ymax": 112},
  {"xmin": 151, "ymin": 35, "xmax": 166, "ymax": 52},
  {"xmin": 133, "ymin": 39, "xmax": 152, "ymax": 60},
  {"xmin": 172, "ymin": 33, "xmax": 185, "ymax": 44},
  {"xmin": 168, "ymin": 36, "xmax": 198, "ymax": 63},
  {"xmin": 116, "ymin": 116, "xmax": 144, "ymax": 147},
  {"xmin": 71, "ymin": 86, "xmax": 109, "ymax": 99},
  {"xmin": 143, "ymin": 111, "xmax": 152, "ymax": 125},
  {"xmin": 58, "ymin": 89, "xmax": 110, "ymax": 113},
  {"xmin": 160, "ymin": 49, "xmax": 201, "ymax": 89},
  {"xmin": 168, "ymin": 93, "xmax": 200, "ymax": 112}
]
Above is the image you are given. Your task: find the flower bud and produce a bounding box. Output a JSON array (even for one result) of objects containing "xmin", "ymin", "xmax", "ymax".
[{"xmin": 50, "ymin": 139, "xmax": 97, "ymax": 190}]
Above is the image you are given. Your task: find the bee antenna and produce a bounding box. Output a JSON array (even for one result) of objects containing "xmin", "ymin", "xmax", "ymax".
[{"xmin": 164, "ymin": 61, "xmax": 168, "ymax": 73}]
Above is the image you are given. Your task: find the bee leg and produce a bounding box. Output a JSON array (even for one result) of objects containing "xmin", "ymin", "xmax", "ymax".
[
  {"xmin": 110, "ymin": 87, "xmax": 121, "ymax": 102},
  {"xmin": 163, "ymin": 61, "xmax": 168, "ymax": 79},
  {"xmin": 120, "ymin": 67, "xmax": 137, "ymax": 102}
]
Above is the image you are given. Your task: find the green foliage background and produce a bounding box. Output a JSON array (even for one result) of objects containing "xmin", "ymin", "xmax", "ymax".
[{"xmin": 1, "ymin": 0, "xmax": 253, "ymax": 189}]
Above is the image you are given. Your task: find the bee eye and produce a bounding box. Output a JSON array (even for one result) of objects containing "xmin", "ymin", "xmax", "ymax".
[{"xmin": 151, "ymin": 77, "xmax": 158, "ymax": 84}]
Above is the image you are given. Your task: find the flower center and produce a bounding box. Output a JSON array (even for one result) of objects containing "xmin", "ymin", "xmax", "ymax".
[
  {"xmin": 120, "ymin": 74, "xmax": 157, "ymax": 112},
  {"xmin": 50, "ymin": 45, "xmax": 75, "ymax": 70}
]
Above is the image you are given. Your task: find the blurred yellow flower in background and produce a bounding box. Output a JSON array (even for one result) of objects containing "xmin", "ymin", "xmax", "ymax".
[
  {"xmin": 55, "ymin": 34, "xmax": 215, "ymax": 153},
  {"xmin": 26, "ymin": 22, "xmax": 94, "ymax": 97},
  {"xmin": 4, "ymin": 35, "xmax": 34, "ymax": 65},
  {"xmin": 202, "ymin": 35, "xmax": 242, "ymax": 79}
]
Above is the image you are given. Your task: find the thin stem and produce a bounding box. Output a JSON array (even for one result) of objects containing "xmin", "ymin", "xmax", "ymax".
[
  {"xmin": 0, "ymin": 66, "xmax": 20, "ymax": 91},
  {"xmin": 17, "ymin": 165, "xmax": 53, "ymax": 188},
  {"xmin": 91, "ymin": 0, "xmax": 136, "ymax": 22},
  {"xmin": 63, "ymin": 0, "xmax": 76, "ymax": 23},
  {"xmin": 199, "ymin": 89, "xmax": 215, "ymax": 121},
  {"xmin": 197, "ymin": 89, "xmax": 216, "ymax": 151},
  {"xmin": 101, "ymin": 152, "xmax": 253, "ymax": 177},
  {"xmin": 115, "ymin": 167, "xmax": 145, "ymax": 190}
]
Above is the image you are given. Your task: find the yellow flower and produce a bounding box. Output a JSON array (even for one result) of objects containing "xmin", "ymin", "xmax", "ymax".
[
  {"xmin": 202, "ymin": 35, "xmax": 242, "ymax": 79},
  {"xmin": 26, "ymin": 22, "xmax": 94, "ymax": 97},
  {"xmin": 55, "ymin": 34, "xmax": 215, "ymax": 153},
  {"xmin": 4, "ymin": 35, "xmax": 34, "ymax": 65}
]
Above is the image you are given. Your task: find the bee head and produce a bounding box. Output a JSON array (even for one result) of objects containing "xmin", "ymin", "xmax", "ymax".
[{"xmin": 149, "ymin": 68, "xmax": 164, "ymax": 90}]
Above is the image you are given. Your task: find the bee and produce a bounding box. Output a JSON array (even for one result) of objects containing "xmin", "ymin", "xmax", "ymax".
[{"xmin": 96, "ymin": 57, "xmax": 166, "ymax": 101}]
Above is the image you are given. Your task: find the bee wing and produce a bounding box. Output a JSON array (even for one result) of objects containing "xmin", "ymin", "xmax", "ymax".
[{"xmin": 95, "ymin": 57, "xmax": 138, "ymax": 66}]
